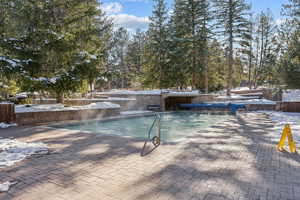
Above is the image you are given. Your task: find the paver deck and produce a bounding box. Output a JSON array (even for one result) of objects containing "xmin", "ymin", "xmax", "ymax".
[{"xmin": 0, "ymin": 113, "xmax": 299, "ymax": 200}]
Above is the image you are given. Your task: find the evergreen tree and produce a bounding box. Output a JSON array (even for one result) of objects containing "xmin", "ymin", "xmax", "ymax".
[
  {"xmin": 213, "ymin": 0, "xmax": 250, "ymax": 95},
  {"xmin": 143, "ymin": 0, "xmax": 169, "ymax": 88},
  {"xmin": 279, "ymin": 30, "xmax": 300, "ymax": 88},
  {"xmin": 0, "ymin": 0, "xmax": 110, "ymax": 102},
  {"xmin": 239, "ymin": 14, "xmax": 254, "ymax": 88},
  {"xmin": 125, "ymin": 30, "xmax": 147, "ymax": 87},
  {"xmin": 108, "ymin": 27, "xmax": 129, "ymax": 88},
  {"xmin": 283, "ymin": 0, "xmax": 300, "ymax": 25},
  {"xmin": 252, "ymin": 10, "xmax": 277, "ymax": 87},
  {"xmin": 206, "ymin": 39, "xmax": 227, "ymax": 91},
  {"xmin": 279, "ymin": 0, "xmax": 300, "ymax": 88}
]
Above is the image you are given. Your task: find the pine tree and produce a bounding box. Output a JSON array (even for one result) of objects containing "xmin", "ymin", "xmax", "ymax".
[
  {"xmin": 125, "ymin": 30, "xmax": 147, "ymax": 87},
  {"xmin": 279, "ymin": 0, "xmax": 300, "ymax": 88},
  {"xmin": 0, "ymin": 0, "xmax": 110, "ymax": 103},
  {"xmin": 143, "ymin": 0, "xmax": 169, "ymax": 88},
  {"xmin": 213, "ymin": 0, "xmax": 250, "ymax": 95},
  {"xmin": 252, "ymin": 10, "xmax": 277, "ymax": 87},
  {"xmin": 239, "ymin": 13, "xmax": 254, "ymax": 88},
  {"xmin": 206, "ymin": 39, "xmax": 227, "ymax": 91},
  {"xmin": 283, "ymin": 0, "xmax": 300, "ymax": 25}
]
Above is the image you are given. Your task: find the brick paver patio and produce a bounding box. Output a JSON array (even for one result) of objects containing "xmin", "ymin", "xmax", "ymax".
[{"xmin": 0, "ymin": 113, "xmax": 299, "ymax": 200}]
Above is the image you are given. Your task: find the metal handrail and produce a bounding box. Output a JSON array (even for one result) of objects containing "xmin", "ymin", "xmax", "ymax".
[
  {"xmin": 141, "ymin": 113, "xmax": 161, "ymax": 156},
  {"xmin": 146, "ymin": 113, "xmax": 161, "ymax": 140}
]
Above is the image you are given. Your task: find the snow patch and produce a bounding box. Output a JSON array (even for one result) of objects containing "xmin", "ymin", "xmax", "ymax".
[
  {"xmin": 282, "ymin": 90, "xmax": 300, "ymax": 102},
  {"xmin": 0, "ymin": 138, "xmax": 48, "ymax": 168},
  {"xmin": 97, "ymin": 89, "xmax": 200, "ymax": 95},
  {"xmin": 0, "ymin": 123, "xmax": 17, "ymax": 129},
  {"xmin": 15, "ymin": 92, "xmax": 28, "ymax": 98},
  {"xmin": 15, "ymin": 102, "xmax": 120, "ymax": 113},
  {"xmin": 0, "ymin": 56, "xmax": 19, "ymax": 67},
  {"xmin": 0, "ymin": 181, "xmax": 18, "ymax": 192},
  {"xmin": 216, "ymin": 94, "xmax": 258, "ymax": 100},
  {"xmin": 231, "ymin": 87, "xmax": 250, "ymax": 91},
  {"xmin": 236, "ymin": 99, "xmax": 276, "ymax": 105},
  {"xmin": 258, "ymin": 111, "xmax": 300, "ymax": 143},
  {"xmin": 121, "ymin": 110, "xmax": 153, "ymax": 115}
]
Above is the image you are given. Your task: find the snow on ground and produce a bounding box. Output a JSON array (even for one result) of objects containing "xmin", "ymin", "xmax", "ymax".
[
  {"xmin": 216, "ymin": 94, "xmax": 259, "ymax": 100},
  {"xmin": 0, "ymin": 181, "xmax": 18, "ymax": 192},
  {"xmin": 234, "ymin": 99, "xmax": 276, "ymax": 105},
  {"xmin": 0, "ymin": 102, "xmax": 12, "ymax": 104},
  {"xmin": 231, "ymin": 87, "xmax": 250, "ymax": 91},
  {"xmin": 96, "ymin": 89, "xmax": 200, "ymax": 95},
  {"xmin": 0, "ymin": 138, "xmax": 48, "ymax": 168},
  {"xmin": 208, "ymin": 99, "xmax": 276, "ymax": 105},
  {"xmin": 34, "ymin": 97, "xmax": 136, "ymax": 101},
  {"xmin": 282, "ymin": 89, "xmax": 300, "ymax": 102},
  {"xmin": 121, "ymin": 110, "xmax": 154, "ymax": 115},
  {"xmin": 103, "ymin": 97, "xmax": 136, "ymax": 101},
  {"xmin": 258, "ymin": 111, "xmax": 300, "ymax": 144},
  {"xmin": 0, "ymin": 123, "xmax": 17, "ymax": 129},
  {"xmin": 15, "ymin": 102, "xmax": 120, "ymax": 113}
]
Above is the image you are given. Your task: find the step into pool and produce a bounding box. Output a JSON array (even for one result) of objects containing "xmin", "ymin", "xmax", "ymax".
[{"xmin": 52, "ymin": 112, "xmax": 233, "ymax": 142}]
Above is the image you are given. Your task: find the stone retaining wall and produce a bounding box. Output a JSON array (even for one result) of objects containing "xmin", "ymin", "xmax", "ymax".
[{"xmin": 16, "ymin": 108, "xmax": 120, "ymax": 125}]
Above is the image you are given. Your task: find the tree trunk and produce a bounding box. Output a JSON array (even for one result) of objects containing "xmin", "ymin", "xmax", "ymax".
[
  {"xmin": 191, "ymin": 2, "xmax": 197, "ymax": 90},
  {"xmin": 89, "ymin": 81, "xmax": 94, "ymax": 99},
  {"xmin": 248, "ymin": 47, "xmax": 253, "ymax": 89},
  {"xmin": 56, "ymin": 92, "xmax": 64, "ymax": 104},
  {"xmin": 204, "ymin": 63, "xmax": 208, "ymax": 93},
  {"xmin": 227, "ymin": 0, "xmax": 234, "ymax": 96},
  {"xmin": 204, "ymin": 38, "xmax": 209, "ymax": 94},
  {"xmin": 227, "ymin": 34, "xmax": 234, "ymax": 96}
]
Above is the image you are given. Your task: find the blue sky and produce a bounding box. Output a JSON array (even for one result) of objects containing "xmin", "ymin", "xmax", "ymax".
[{"xmin": 100, "ymin": 0, "xmax": 289, "ymax": 32}]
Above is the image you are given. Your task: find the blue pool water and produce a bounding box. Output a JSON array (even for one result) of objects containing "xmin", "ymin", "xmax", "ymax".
[{"xmin": 54, "ymin": 112, "xmax": 233, "ymax": 142}]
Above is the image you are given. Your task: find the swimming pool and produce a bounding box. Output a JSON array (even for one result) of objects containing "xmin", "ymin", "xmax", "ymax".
[{"xmin": 53, "ymin": 112, "xmax": 233, "ymax": 142}]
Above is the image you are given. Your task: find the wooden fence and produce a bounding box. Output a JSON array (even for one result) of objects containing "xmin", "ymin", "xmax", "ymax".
[
  {"xmin": 0, "ymin": 103, "xmax": 16, "ymax": 123},
  {"xmin": 277, "ymin": 102, "xmax": 300, "ymax": 112}
]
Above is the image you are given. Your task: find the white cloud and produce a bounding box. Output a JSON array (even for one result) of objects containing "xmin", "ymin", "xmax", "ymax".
[
  {"xmin": 102, "ymin": 2, "xmax": 123, "ymax": 14},
  {"xmin": 111, "ymin": 14, "xmax": 150, "ymax": 32}
]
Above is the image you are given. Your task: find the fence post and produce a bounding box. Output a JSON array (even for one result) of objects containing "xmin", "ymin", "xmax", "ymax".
[{"xmin": 0, "ymin": 103, "xmax": 16, "ymax": 123}]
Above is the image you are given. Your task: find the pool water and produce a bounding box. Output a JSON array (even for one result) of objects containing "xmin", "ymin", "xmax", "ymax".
[{"xmin": 55, "ymin": 112, "xmax": 233, "ymax": 142}]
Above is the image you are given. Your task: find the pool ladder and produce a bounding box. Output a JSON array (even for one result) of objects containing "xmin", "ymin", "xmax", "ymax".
[{"xmin": 141, "ymin": 113, "xmax": 161, "ymax": 156}]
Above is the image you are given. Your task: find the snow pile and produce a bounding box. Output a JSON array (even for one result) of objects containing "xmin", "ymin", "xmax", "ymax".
[
  {"xmin": 106, "ymin": 97, "xmax": 136, "ymax": 101},
  {"xmin": 0, "ymin": 181, "xmax": 17, "ymax": 192},
  {"xmin": 15, "ymin": 92, "xmax": 28, "ymax": 98},
  {"xmin": 0, "ymin": 138, "xmax": 48, "ymax": 167},
  {"xmin": 15, "ymin": 102, "xmax": 120, "ymax": 113},
  {"xmin": 84, "ymin": 102, "xmax": 120, "ymax": 109},
  {"xmin": 235, "ymin": 99, "xmax": 276, "ymax": 105},
  {"xmin": 121, "ymin": 110, "xmax": 153, "ymax": 115},
  {"xmin": 258, "ymin": 111, "xmax": 300, "ymax": 143},
  {"xmin": 0, "ymin": 123, "xmax": 17, "ymax": 129},
  {"xmin": 231, "ymin": 87, "xmax": 250, "ymax": 91},
  {"xmin": 0, "ymin": 56, "xmax": 20, "ymax": 68},
  {"xmin": 97, "ymin": 89, "xmax": 200, "ymax": 95},
  {"xmin": 216, "ymin": 94, "xmax": 258, "ymax": 100},
  {"xmin": 282, "ymin": 90, "xmax": 300, "ymax": 102},
  {"xmin": 0, "ymin": 102, "xmax": 12, "ymax": 104}
]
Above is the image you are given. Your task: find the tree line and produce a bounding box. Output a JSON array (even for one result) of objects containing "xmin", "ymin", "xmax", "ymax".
[{"xmin": 0, "ymin": 0, "xmax": 299, "ymax": 103}]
